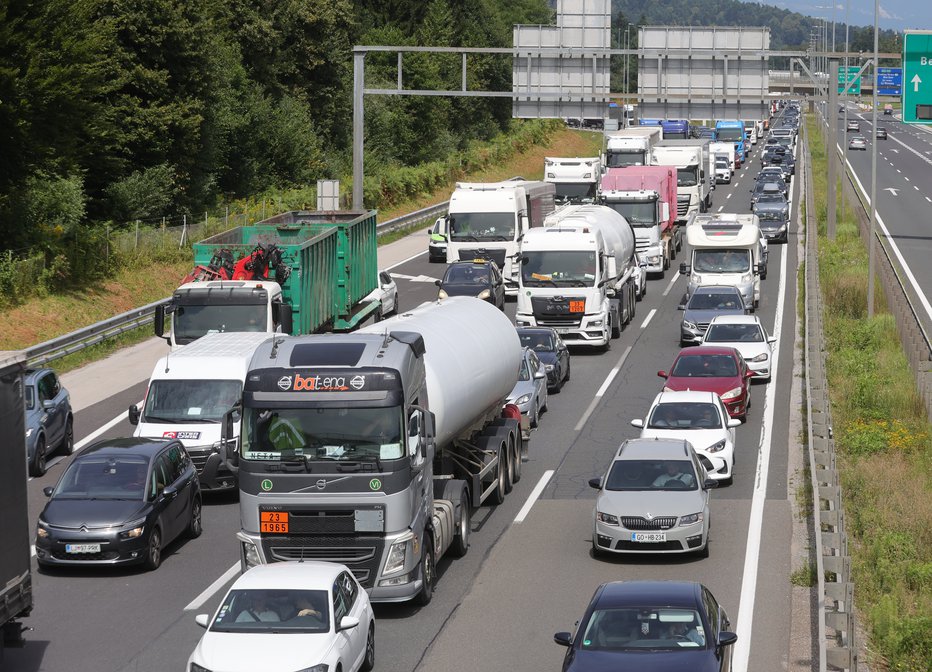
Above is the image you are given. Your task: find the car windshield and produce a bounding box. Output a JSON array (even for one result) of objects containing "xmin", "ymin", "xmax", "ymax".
[
  {"xmin": 648, "ymin": 402, "xmax": 722, "ymax": 429},
  {"xmin": 521, "ymin": 251, "xmax": 597, "ymax": 286},
  {"xmin": 604, "ymin": 459, "xmax": 699, "ymax": 491},
  {"xmin": 757, "ymin": 195, "xmax": 785, "ymax": 204},
  {"xmin": 705, "ymin": 323, "xmax": 763, "ymax": 343},
  {"xmin": 671, "ymin": 354, "xmax": 739, "ymax": 378},
  {"xmin": 173, "ymin": 304, "xmax": 267, "ymax": 345},
  {"xmin": 688, "ymin": 293, "xmax": 741, "ymax": 311},
  {"xmin": 143, "ymin": 379, "xmax": 241, "ymax": 424},
  {"xmin": 676, "ymin": 168, "xmax": 698, "ymax": 187},
  {"xmin": 519, "ymin": 332, "xmax": 555, "ymax": 352},
  {"xmin": 25, "ymin": 385, "xmax": 36, "ymax": 411},
  {"xmin": 241, "ymin": 406, "xmax": 405, "ymax": 461},
  {"xmin": 448, "ymin": 212, "xmax": 515, "ymax": 242},
  {"xmin": 692, "ymin": 249, "xmax": 751, "ymax": 273},
  {"xmin": 54, "ymin": 456, "xmax": 150, "ymax": 500},
  {"xmin": 757, "ymin": 211, "xmax": 784, "ymax": 222},
  {"xmin": 604, "ymin": 200, "xmax": 656, "ymax": 226},
  {"xmin": 444, "ymin": 264, "xmax": 491, "ymax": 284},
  {"xmin": 580, "ymin": 607, "xmax": 707, "ymax": 650},
  {"xmin": 209, "ymin": 589, "xmax": 331, "ymax": 633}
]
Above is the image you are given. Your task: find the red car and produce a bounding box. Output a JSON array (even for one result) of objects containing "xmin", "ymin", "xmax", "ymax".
[{"xmin": 657, "ymin": 346, "xmax": 754, "ymax": 421}]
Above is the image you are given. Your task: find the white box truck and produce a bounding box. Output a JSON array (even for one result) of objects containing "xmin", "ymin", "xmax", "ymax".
[
  {"xmin": 651, "ymin": 139, "xmax": 713, "ymax": 221},
  {"xmin": 544, "ymin": 157, "xmax": 602, "ymax": 205},
  {"xmin": 709, "ymin": 141, "xmax": 736, "ymax": 176}
]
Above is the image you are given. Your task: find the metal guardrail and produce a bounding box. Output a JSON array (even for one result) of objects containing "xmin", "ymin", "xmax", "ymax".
[
  {"xmin": 23, "ymin": 203, "xmax": 453, "ymax": 367},
  {"xmin": 802, "ymin": 123, "xmax": 858, "ymax": 672}
]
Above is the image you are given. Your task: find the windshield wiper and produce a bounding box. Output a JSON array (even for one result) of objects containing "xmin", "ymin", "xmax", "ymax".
[
  {"xmin": 555, "ymin": 279, "xmax": 589, "ymax": 287},
  {"xmin": 452, "ymin": 234, "xmax": 478, "ymax": 242},
  {"xmin": 524, "ymin": 278, "xmax": 558, "ymax": 287},
  {"xmin": 142, "ymin": 415, "xmax": 184, "ymax": 424}
]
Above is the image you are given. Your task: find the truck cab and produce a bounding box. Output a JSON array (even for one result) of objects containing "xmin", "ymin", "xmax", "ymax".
[{"xmin": 544, "ymin": 157, "xmax": 601, "ymax": 204}]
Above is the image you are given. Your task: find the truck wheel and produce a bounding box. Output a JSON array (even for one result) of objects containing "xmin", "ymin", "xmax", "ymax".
[
  {"xmin": 504, "ymin": 438, "xmax": 515, "ymax": 495},
  {"xmin": 488, "ymin": 444, "xmax": 507, "ymax": 505},
  {"xmin": 450, "ymin": 491, "xmax": 471, "ymax": 557},
  {"xmin": 30, "ymin": 436, "xmax": 47, "ymax": 477},
  {"xmin": 511, "ymin": 436, "xmax": 523, "ymax": 483},
  {"xmin": 611, "ymin": 313, "xmax": 621, "ymax": 339},
  {"xmin": 414, "ymin": 539, "xmax": 434, "ymax": 606}
]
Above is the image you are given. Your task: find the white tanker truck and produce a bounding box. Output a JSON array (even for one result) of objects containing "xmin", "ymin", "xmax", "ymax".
[
  {"xmin": 222, "ymin": 297, "xmax": 524, "ymax": 605},
  {"xmin": 515, "ymin": 204, "xmax": 639, "ymax": 348}
]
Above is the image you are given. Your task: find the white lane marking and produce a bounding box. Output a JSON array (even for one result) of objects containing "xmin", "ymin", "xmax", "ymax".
[
  {"xmin": 904, "ymin": 176, "xmax": 910, "ymax": 182},
  {"xmin": 897, "ymin": 169, "xmax": 902, "ymax": 173},
  {"xmin": 184, "ymin": 563, "xmax": 240, "ymax": 611},
  {"xmin": 926, "ymin": 197, "xmax": 931, "ymax": 203},
  {"xmin": 74, "ymin": 401, "xmax": 144, "ymax": 452},
  {"xmin": 386, "ymin": 249, "xmax": 427, "ymax": 270},
  {"xmin": 888, "ymin": 129, "xmax": 932, "ymax": 167},
  {"xmin": 513, "ymin": 470, "xmax": 555, "ymax": 524},
  {"xmin": 916, "ymin": 186, "xmax": 920, "ymax": 191},
  {"xmin": 733, "ymin": 202, "xmax": 789, "ymax": 672},
  {"xmin": 662, "ymin": 272, "xmax": 680, "ymax": 297},
  {"xmin": 639, "ymin": 308, "xmax": 657, "ymax": 329},
  {"xmin": 574, "ymin": 346, "xmax": 632, "ymax": 431},
  {"xmin": 726, "ymin": 193, "xmax": 732, "ymax": 200},
  {"xmin": 717, "ymin": 206, "xmax": 725, "ymax": 213},
  {"xmin": 31, "ymin": 545, "xmax": 36, "ymax": 558}
]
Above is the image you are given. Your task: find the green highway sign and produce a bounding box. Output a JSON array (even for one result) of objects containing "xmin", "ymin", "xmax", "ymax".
[
  {"xmin": 902, "ymin": 30, "xmax": 932, "ymax": 124},
  {"xmin": 838, "ymin": 66, "xmax": 861, "ymax": 95}
]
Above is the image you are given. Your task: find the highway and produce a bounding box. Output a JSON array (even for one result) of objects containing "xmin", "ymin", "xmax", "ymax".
[
  {"xmin": 834, "ymin": 103, "xmax": 932, "ymax": 322},
  {"xmin": 5, "ymin": 134, "xmax": 801, "ymax": 672}
]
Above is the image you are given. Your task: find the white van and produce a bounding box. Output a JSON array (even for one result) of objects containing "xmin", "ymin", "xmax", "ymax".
[{"xmin": 680, "ymin": 216, "xmax": 764, "ymax": 310}]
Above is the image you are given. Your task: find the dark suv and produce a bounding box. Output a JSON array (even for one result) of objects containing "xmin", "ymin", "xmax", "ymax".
[
  {"xmin": 25, "ymin": 368, "xmax": 73, "ymax": 477},
  {"xmin": 679, "ymin": 286, "xmax": 748, "ymax": 345}
]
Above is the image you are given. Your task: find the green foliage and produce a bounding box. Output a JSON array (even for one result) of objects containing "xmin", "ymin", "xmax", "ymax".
[{"xmin": 107, "ymin": 164, "xmax": 179, "ymax": 223}]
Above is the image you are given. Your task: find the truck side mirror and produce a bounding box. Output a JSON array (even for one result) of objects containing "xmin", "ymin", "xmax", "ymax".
[
  {"xmin": 420, "ymin": 411, "xmax": 435, "ymax": 459},
  {"xmin": 274, "ymin": 303, "xmax": 294, "ymax": 335},
  {"xmin": 679, "ymin": 263, "xmax": 690, "ymax": 275},
  {"xmin": 154, "ymin": 304, "xmax": 166, "ymax": 338},
  {"xmin": 221, "ymin": 406, "xmax": 241, "ymax": 472},
  {"xmin": 128, "ymin": 404, "xmax": 140, "ymax": 426},
  {"xmin": 661, "ymin": 202, "xmax": 670, "ymax": 221}
]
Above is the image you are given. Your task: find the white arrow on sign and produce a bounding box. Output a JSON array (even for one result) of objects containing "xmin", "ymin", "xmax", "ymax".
[
  {"xmin": 885, "ymin": 187, "xmax": 900, "ymax": 196},
  {"xmin": 912, "ymin": 73, "xmax": 922, "ymax": 92}
]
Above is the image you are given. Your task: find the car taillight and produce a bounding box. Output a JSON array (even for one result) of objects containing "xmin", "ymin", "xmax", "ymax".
[{"xmin": 502, "ymin": 404, "xmax": 522, "ymax": 421}]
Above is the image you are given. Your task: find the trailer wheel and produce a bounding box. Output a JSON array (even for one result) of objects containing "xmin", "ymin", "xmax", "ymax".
[
  {"xmin": 610, "ymin": 311, "xmax": 621, "ymax": 339},
  {"xmin": 487, "ymin": 444, "xmax": 506, "ymax": 506},
  {"xmin": 511, "ymin": 434, "xmax": 522, "ymax": 484},
  {"xmin": 504, "ymin": 437, "xmax": 515, "ymax": 495},
  {"xmin": 450, "ymin": 491, "xmax": 471, "ymax": 558},
  {"xmin": 414, "ymin": 539, "xmax": 434, "ymax": 606}
]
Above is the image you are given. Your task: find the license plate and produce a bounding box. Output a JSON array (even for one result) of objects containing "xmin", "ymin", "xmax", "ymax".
[
  {"xmin": 260, "ymin": 511, "xmax": 289, "ymax": 534},
  {"xmin": 65, "ymin": 543, "xmax": 101, "ymax": 554},
  {"xmin": 630, "ymin": 533, "xmax": 666, "ymax": 543}
]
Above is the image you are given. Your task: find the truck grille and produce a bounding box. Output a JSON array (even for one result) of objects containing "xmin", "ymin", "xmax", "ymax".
[
  {"xmin": 530, "ymin": 296, "xmax": 586, "ymax": 328},
  {"xmin": 676, "ymin": 200, "xmax": 690, "ymax": 217},
  {"xmin": 620, "ymin": 516, "xmax": 678, "ymax": 530},
  {"xmin": 261, "ymin": 535, "xmax": 384, "ymax": 587},
  {"xmin": 635, "ymin": 240, "xmax": 652, "ymax": 253},
  {"xmin": 186, "ymin": 446, "xmax": 212, "ymax": 473}
]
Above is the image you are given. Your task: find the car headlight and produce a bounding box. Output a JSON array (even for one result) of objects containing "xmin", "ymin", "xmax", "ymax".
[
  {"xmin": 679, "ymin": 512, "xmax": 704, "ymax": 526},
  {"xmin": 544, "ymin": 364, "xmax": 554, "ymax": 372},
  {"xmin": 438, "ymin": 289, "xmax": 449, "ymax": 300},
  {"xmin": 750, "ymin": 352, "xmax": 769, "ymax": 362},
  {"xmin": 119, "ymin": 518, "xmax": 147, "ymax": 539},
  {"xmin": 36, "ymin": 521, "xmax": 49, "ymax": 539},
  {"xmin": 295, "ymin": 665, "xmax": 329, "ymax": 672},
  {"xmin": 515, "ymin": 394, "xmax": 532, "ymax": 405},
  {"xmin": 477, "ymin": 289, "xmax": 491, "ymax": 300},
  {"xmin": 26, "ymin": 427, "xmax": 34, "ymax": 438},
  {"xmin": 189, "ymin": 664, "xmax": 212, "ymax": 672},
  {"xmin": 597, "ymin": 511, "xmax": 619, "ymax": 525},
  {"xmin": 384, "ymin": 533, "xmax": 413, "ymax": 575},
  {"xmin": 720, "ymin": 387, "xmax": 743, "ymax": 400},
  {"xmin": 683, "ymin": 320, "xmax": 698, "ymax": 330},
  {"xmin": 707, "ymin": 439, "xmax": 727, "ymax": 453}
]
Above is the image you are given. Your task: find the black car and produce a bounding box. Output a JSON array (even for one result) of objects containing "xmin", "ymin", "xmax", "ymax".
[
  {"xmin": 679, "ymin": 286, "xmax": 748, "ymax": 345},
  {"xmin": 516, "ymin": 327, "xmax": 571, "ymax": 392},
  {"xmin": 35, "ymin": 438, "xmax": 202, "ymax": 571},
  {"xmin": 554, "ymin": 581, "xmax": 737, "ymax": 672},
  {"xmin": 436, "ymin": 259, "xmax": 506, "ymax": 309}
]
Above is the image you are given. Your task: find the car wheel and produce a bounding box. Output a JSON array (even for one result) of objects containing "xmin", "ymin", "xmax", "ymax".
[
  {"xmin": 450, "ymin": 489, "xmax": 471, "ymax": 557},
  {"xmin": 553, "ymin": 371, "xmax": 564, "ymax": 394},
  {"xmin": 414, "ymin": 539, "xmax": 435, "ymax": 606},
  {"xmin": 530, "ymin": 402, "xmax": 539, "ymax": 429},
  {"xmin": 30, "ymin": 435, "xmax": 47, "ymax": 477},
  {"xmin": 565, "ymin": 360, "xmax": 571, "ymax": 382},
  {"xmin": 390, "ymin": 296, "xmax": 399, "ymax": 316},
  {"xmin": 540, "ymin": 391, "xmax": 548, "ymax": 414},
  {"xmin": 62, "ymin": 416, "xmax": 75, "ymax": 455},
  {"xmin": 144, "ymin": 527, "xmax": 162, "ymax": 571},
  {"xmin": 187, "ymin": 498, "xmax": 203, "ymax": 539},
  {"xmin": 361, "ymin": 622, "xmax": 376, "ymax": 672}
]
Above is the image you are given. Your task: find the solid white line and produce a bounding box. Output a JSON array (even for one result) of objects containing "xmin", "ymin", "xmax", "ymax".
[
  {"xmin": 513, "ymin": 470, "xmax": 554, "ymax": 524},
  {"xmin": 74, "ymin": 400, "xmax": 144, "ymax": 452},
  {"xmin": 574, "ymin": 346, "xmax": 633, "ymax": 431},
  {"xmin": 639, "ymin": 308, "xmax": 657, "ymax": 329},
  {"xmin": 662, "ymin": 272, "xmax": 680, "ymax": 297},
  {"xmin": 733, "ymin": 198, "xmax": 789, "ymax": 672},
  {"xmin": 185, "ymin": 563, "xmax": 240, "ymax": 611},
  {"xmin": 386, "ymin": 249, "xmax": 428, "ymax": 271}
]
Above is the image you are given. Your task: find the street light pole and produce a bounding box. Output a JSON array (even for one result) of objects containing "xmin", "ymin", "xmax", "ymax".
[
  {"xmin": 842, "ymin": 0, "xmax": 850, "ymax": 222},
  {"xmin": 867, "ymin": 0, "xmax": 880, "ymax": 317}
]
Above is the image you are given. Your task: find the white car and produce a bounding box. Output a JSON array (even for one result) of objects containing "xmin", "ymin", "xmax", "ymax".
[
  {"xmin": 631, "ymin": 390, "xmax": 739, "ymax": 484},
  {"xmin": 188, "ymin": 562, "xmax": 375, "ymax": 672},
  {"xmin": 699, "ymin": 314, "xmax": 776, "ymax": 382},
  {"xmin": 366, "ymin": 270, "xmax": 398, "ymax": 320}
]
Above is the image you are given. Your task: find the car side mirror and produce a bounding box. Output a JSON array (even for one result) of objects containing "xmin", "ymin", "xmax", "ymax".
[
  {"xmin": 162, "ymin": 485, "xmax": 178, "ymax": 498},
  {"xmin": 434, "ymin": 279, "xmax": 442, "ymax": 287},
  {"xmin": 703, "ymin": 478, "xmax": 719, "ymax": 490},
  {"xmin": 128, "ymin": 404, "xmax": 140, "ymax": 426},
  {"xmin": 554, "ymin": 631, "xmax": 573, "ymax": 647},
  {"xmin": 43, "ymin": 486, "xmax": 54, "ymax": 497},
  {"xmin": 221, "ymin": 406, "xmax": 241, "ymax": 472},
  {"xmin": 195, "ymin": 614, "xmax": 210, "ymax": 629},
  {"xmin": 676, "ymin": 304, "xmax": 685, "ymax": 311},
  {"xmin": 767, "ymin": 336, "xmax": 777, "ymax": 344},
  {"xmin": 630, "ymin": 419, "xmax": 644, "ymax": 428},
  {"xmin": 657, "ymin": 370, "xmax": 668, "ymax": 379},
  {"xmin": 588, "ymin": 477, "xmax": 602, "ymax": 490},
  {"xmin": 42, "ymin": 399, "xmax": 55, "ymax": 410},
  {"xmin": 338, "ymin": 616, "xmax": 360, "ymax": 632},
  {"xmin": 727, "ymin": 418, "xmax": 741, "ymax": 428},
  {"xmin": 533, "ymin": 371, "xmax": 546, "ymax": 380},
  {"xmin": 718, "ymin": 631, "xmax": 738, "ymax": 647}
]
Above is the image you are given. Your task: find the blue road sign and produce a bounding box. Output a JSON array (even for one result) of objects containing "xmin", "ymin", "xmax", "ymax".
[{"xmin": 877, "ymin": 67, "xmax": 903, "ymax": 96}]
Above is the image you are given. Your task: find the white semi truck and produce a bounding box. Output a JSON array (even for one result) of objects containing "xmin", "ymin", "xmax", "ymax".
[
  {"xmin": 222, "ymin": 297, "xmax": 526, "ymax": 605},
  {"xmin": 444, "ymin": 180, "xmax": 556, "ymax": 294},
  {"xmin": 603, "ymin": 127, "xmax": 663, "ymax": 168},
  {"xmin": 129, "ymin": 331, "xmax": 271, "ymax": 492},
  {"xmin": 651, "ymin": 139, "xmax": 713, "ymax": 221},
  {"xmin": 515, "ymin": 205, "xmax": 638, "ymax": 347},
  {"xmin": 544, "ymin": 157, "xmax": 602, "ymax": 204}
]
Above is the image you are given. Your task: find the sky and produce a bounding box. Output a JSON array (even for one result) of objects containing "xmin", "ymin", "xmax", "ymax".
[{"xmin": 759, "ymin": 1, "xmax": 932, "ymax": 31}]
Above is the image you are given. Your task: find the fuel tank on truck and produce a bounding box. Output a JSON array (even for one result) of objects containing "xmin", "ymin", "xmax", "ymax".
[
  {"xmin": 360, "ymin": 297, "xmax": 521, "ymax": 447},
  {"xmin": 545, "ymin": 204, "xmax": 636, "ymax": 271}
]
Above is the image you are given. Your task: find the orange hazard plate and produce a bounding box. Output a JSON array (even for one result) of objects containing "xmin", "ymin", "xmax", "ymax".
[
  {"xmin": 260, "ymin": 511, "xmax": 289, "ymax": 534},
  {"xmin": 569, "ymin": 300, "xmax": 585, "ymax": 313}
]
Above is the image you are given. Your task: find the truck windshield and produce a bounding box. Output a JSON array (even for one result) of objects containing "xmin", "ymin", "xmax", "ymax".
[
  {"xmin": 604, "ymin": 201, "xmax": 657, "ymax": 226},
  {"xmin": 143, "ymin": 380, "xmax": 242, "ymax": 424},
  {"xmin": 553, "ymin": 182, "xmax": 598, "ymax": 203},
  {"xmin": 448, "ymin": 212, "xmax": 515, "ymax": 242},
  {"xmin": 692, "ymin": 249, "xmax": 751, "ymax": 274},
  {"xmin": 606, "ymin": 151, "xmax": 646, "ymax": 168},
  {"xmin": 716, "ymin": 128, "xmax": 744, "ymax": 142},
  {"xmin": 663, "ymin": 131, "xmax": 688, "ymax": 140},
  {"xmin": 173, "ymin": 304, "xmax": 267, "ymax": 344},
  {"xmin": 241, "ymin": 406, "xmax": 405, "ymax": 461},
  {"xmin": 521, "ymin": 251, "xmax": 597, "ymax": 287},
  {"xmin": 676, "ymin": 168, "xmax": 698, "ymax": 187}
]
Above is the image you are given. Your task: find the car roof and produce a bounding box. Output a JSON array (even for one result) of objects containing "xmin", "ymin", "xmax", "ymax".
[
  {"xmin": 654, "ymin": 389, "xmax": 721, "ymax": 405},
  {"xmin": 78, "ymin": 437, "xmax": 179, "ymax": 459},
  {"xmin": 230, "ymin": 561, "xmax": 347, "ymax": 590},
  {"xmin": 594, "ymin": 581, "xmax": 702, "ymax": 609},
  {"xmin": 707, "ymin": 314, "xmax": 761, "ymax": 326},
  {"xmin": 615, "ymin": 437, "xmax": 692, "ymax": 460}
]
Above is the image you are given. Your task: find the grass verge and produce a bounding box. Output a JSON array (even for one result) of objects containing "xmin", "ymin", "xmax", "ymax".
[{"xmin": 806, "ymin": 115, "xmax": 932, "ymax": 671}]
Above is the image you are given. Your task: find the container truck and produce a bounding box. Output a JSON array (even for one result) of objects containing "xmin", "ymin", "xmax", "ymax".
[
  {"xmin": 514, "ymin": 205, "xmax": 638, "ymax": 347},
  {"xmin": 715, "ymin": 120, "xmax": 747, "ymax": 165},
  {"xmin": 156, "ymin": 210, "xmax": 380, "ymax": 349},
  {"xmin": 603, "ymin": 127, "xmax": 663, "ymax": 168},
  {"xmin": 660, "ymin": 119, "xmax": 690, "ymax": 140},
  {"xmin": 0, "ymin": 351, "xmax": 32, "ymax": 653},
  {"xmin": 651, "ymin": 139, "xmax": 713, "ymax": 221},
  {"xmin": 709, "ymin": 141, "xmax": 737, "ymax": 173},
  {"xmin": 443, "ymin": 180, "xmax": 556, "ymax": 294},
  {"xmin": 600, "ymin": 166, "xmax": 680, "ymax": 278},
  {"xmin": 220, "ymin": 297, "xmax": 526, "ymax": 605},
  {"xmin": 679, "ymin": 215, "xmax": 764, "ymax": 310},
  {"xmin": 544, "ymin": 157, "xmax": 602, "ymax": 204},
  {"xmin": 128, "ymin": 331, "xmax": 272, "ymax": 492}
]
